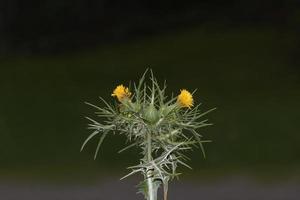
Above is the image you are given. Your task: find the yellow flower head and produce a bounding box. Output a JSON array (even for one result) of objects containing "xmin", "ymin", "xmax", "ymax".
[
  {"xmin": 111, "ymin": 84, "xmax": 131, "ymax": 101},
  {"xmin": 177, "ymin": 89, "xmax": 194, "ymax": 108}
]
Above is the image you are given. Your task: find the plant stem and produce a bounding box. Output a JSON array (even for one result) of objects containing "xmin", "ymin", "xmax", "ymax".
[{"xmin": 146, "ymin": 131, "xmax": 156, "ymax": 200}]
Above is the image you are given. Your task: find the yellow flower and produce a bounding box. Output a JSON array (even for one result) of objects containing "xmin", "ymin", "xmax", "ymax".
[
  {"xmin": 177, "ymin": 89, "xmax": 194, "ymax": 108},
  {"xmin": 111, "ymin": 85, "xmax": 131, "ymax": 101}
]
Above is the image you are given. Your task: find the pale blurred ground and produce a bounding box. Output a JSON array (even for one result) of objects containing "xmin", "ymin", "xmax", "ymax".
[{"xmin": 1, "ymin": 176, "xmax": 300, "ymax": 200}]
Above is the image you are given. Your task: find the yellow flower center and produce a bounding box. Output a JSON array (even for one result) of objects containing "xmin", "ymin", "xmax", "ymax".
[
  {"xmin": 177, "ymin": 89, "xmax": 194, "ymax": 108},
  {"xmin": 111, "ymin": 85, "xmax": 131, "ymax": 101}
]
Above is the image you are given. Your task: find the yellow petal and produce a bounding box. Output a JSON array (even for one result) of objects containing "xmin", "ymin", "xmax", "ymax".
[
  {"xmin": 112, "ymin": 85, "xmax": 131, "ymax": 101},
  {"xmin": 177, "ymin": 89, "xmax": 194, "ymax": 108}
]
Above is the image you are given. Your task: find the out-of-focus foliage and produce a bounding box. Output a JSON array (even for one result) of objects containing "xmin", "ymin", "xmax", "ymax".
[{"xmin": 0, "ymin": 27, "xmax": 299, "ymax": 177}]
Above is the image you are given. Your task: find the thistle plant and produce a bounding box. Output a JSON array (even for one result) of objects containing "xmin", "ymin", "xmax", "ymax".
[{"xmin": 81, "ymin": 70, "xmax": 215, "ymax": 200}]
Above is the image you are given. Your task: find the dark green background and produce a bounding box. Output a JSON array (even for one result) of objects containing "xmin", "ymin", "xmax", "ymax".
[{"xmin": 1, "ymin": 26, "xmax": 300, "ymax": 180}]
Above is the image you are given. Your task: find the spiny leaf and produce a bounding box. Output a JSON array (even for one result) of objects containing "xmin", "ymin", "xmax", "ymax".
[
  {"xmin": 94, "ymin": 131, "xmax": 109, "ymax": 159},
  {"xmin": 118, "ymin": 142, "xmax": 138, "ymax": 153},
  {"xmin": 80, "ymin": 130, "xmax": 99, "ymax": 151}
]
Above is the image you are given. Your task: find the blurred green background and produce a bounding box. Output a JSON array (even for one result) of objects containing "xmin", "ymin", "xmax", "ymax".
[
  {"xmin": 0, "ymin": 1, "xmax": 300, "ymax": 199},
  {"xmin": 1, "ymin": 26, "xmax": 299, "ymax": 177}
]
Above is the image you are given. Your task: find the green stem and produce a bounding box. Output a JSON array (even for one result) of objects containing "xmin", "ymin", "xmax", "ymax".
[{"xmin": 146, "ymin": 131, "xmax": 156, "ymax": 200}]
